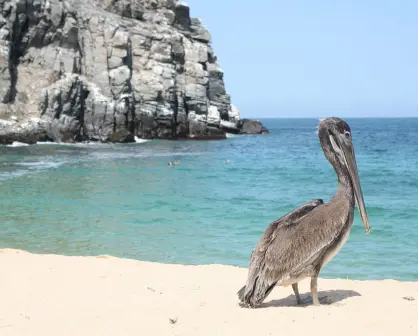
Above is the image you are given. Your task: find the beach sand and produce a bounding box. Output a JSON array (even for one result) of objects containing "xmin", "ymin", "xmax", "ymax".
[{"xmin": 0, "ymin": 249, "xmax": 417, "ymax": 336}]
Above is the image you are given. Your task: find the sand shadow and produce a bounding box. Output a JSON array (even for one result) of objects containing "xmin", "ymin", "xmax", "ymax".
[
  {"xmin": 262, "ymin": 289, "xmax": 361, "ymax": 308},
  {"xmin": 237, "ymin": 289, "xmax": 361, "ymax": 308}
]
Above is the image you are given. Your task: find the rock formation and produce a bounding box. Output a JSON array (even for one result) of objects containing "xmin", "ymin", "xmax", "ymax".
[{"xmin": 0, "ymin": 0, "xmax": 268, "ymax": 144}]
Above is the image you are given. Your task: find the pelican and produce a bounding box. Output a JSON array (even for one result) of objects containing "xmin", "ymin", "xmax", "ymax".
[{"xmin": 237, "ymin": 117, "xmax": 371, "ymax": 307}]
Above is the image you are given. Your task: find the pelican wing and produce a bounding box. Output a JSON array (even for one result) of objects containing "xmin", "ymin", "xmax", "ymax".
[{"xmin": 238, "ymin": 199, "xmax": 326, "ymax": 306}]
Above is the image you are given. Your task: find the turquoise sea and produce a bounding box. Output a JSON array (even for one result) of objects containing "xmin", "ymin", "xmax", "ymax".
[{"xmin": 0, "ymin": 118, "xmax": 417, "ymax": 281}]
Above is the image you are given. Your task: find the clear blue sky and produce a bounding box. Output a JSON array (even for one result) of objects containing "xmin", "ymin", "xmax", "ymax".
[{"xmin": 186, "ymin": 0, "xmax": 418, "ymax": 118}]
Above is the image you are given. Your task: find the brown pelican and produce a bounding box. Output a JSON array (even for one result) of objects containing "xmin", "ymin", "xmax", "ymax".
[{"xmin": 237, "ymin": 117, "xmax": 371, "ymax": 307}]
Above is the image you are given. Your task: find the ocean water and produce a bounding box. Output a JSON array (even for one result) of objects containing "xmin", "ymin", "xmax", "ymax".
[{"xmin": 0, "ymin": 118, "xmax": 417, "ymax": 281}]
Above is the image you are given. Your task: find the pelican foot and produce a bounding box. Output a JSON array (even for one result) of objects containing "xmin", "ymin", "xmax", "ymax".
[
  {"xmin": 292, "ymin": 283, "xmax": 315, "ymax": 305},
  {"xmin": 297, "ymin": 297, "xmax": 311, "ymax": 305},
  {"xmin": 292, "ymin": 283, "xmax": 303, "ymax": 305},
  {"xmin": 295, "ymin": 296, "xmax": 328, "ymax": 306},
  {"xmin": 312, "ymin": 295, "xmax": 330, "ymax": 306},
  {"xmin": 293, "ymin": 279, "xmax": 328, "ymax": 306}
]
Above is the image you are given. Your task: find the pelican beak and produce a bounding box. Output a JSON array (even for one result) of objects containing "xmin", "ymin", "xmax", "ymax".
[{"xmin": 341, "ymin": 142, "xmax": 371, "ymax": 234}]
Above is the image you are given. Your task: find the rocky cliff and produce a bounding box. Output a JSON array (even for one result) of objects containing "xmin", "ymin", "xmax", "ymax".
[{"xmin": 0, "ymin": 0, "xmax": 268, "ymax": 144}]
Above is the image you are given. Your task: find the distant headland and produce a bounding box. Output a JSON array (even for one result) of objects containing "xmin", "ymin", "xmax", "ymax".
[{"xmin": 0, "ymin": 0, "xmax": 268, "ymax": 144}]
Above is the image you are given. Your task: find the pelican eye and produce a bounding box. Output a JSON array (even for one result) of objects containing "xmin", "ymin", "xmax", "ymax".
[{"xmin": 344, "ymin": 131, "xmax": 351, "ymax": 138}]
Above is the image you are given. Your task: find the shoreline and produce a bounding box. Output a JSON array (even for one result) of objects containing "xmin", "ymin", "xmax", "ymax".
[
  {"xmin": 1, "ymin": 249, "xmax": 417, "ymax": 336},
  {"xmin": 0, "ymin": 131, "xmax": 259, "ymax": 148},
  {"xmin": 0, "ymin": 118, "xmax": 269, "ymax": 146},
  {"xmin": 1, "ymin": 248, "xmax": 417, "ymax": 282}
]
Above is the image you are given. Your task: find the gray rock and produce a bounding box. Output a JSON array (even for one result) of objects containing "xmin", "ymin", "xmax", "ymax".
[
  {"xmin": 174, "ymin": 2, "xmax": 190, "ymax": 29},
  {"xmin": 0, "ymin": 118, "xmax": 49, "ymax": 145},
  {"xmin": 207, "ymin": 105, "xmax": 220, "ymax": 127},
  {"xmin": 0, "ymin": 0, "xmax": 268, "ymax": 143},
  {"xmin": 107, "ymin": 129, "xmax": 135, "ymax": 143},
  {"xmin": 228, "ymin": 104, "xmax": 240, "ymax": 123},
  {"xmin": 220, "ymin": 120, "xmax": 240, "ymax": 134},
  {"xmin": 101, "ymin": 0, "xmax": 145, "ymax": 20},
  {"xmin": 190, "ymin": 18, "xmax": 211, "ymax": 43},
  {"xmin": 238, "ymin": 119, "xmax": 270, "ymax": 135}
]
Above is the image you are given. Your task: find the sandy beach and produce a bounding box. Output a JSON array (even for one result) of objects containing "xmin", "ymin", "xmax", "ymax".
[{"xmin": 0, "ymin": 249, "xmax": 417, "ymax": 336}]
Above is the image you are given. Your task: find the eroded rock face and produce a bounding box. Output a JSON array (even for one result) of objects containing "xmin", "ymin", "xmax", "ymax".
[
  {"xmin": 0, "ymin": 118, "xmax": 49, "ymax": 145},
  {"xmin": 0, "ymin": 0, "xmax": 267, "ymax": 143}
]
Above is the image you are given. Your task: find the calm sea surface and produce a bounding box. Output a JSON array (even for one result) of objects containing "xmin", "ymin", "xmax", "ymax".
[{"xmin": 1, "ymin": 118, "xmax": 417, "ymax": 281}]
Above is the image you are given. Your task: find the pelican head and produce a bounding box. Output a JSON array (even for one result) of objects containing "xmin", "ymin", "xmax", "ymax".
[{"xmin": 317, "ymin": 117, "xmax": 371, "ymax": 233}]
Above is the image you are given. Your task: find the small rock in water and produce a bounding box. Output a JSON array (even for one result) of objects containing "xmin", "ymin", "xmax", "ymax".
[
  {"xmin": 107, "ymin": 130, "xmax": 135, "ymax": 143},
  {"xmin": 238, "ymin": 119, "xmax": 269, "ymax": 134}
]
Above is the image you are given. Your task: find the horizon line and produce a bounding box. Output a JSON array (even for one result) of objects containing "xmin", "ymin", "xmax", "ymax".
[{"xmin": 243, "ymin": 116, "xmax": 418, "ymax": 119}]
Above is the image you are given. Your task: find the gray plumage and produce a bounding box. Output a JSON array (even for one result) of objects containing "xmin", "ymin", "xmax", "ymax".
[{"xmin": 238, "ymin": 117, "xmax": 371, "ymax": 307}]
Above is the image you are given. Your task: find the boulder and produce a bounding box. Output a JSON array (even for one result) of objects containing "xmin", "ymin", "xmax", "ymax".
[{"xmin": 238, "ymin": 119, "xmax": 270, "ymax": 134}]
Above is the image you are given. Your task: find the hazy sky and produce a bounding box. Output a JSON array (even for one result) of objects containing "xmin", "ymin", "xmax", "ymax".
[{"xmin": 186, "ymin": 0, "xmax": 418, "ymax": 118}]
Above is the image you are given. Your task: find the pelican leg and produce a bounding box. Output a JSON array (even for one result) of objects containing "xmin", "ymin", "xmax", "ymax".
[
  {"xmin": 310, "ymin": 276, "xmax": 320, "ymax": 306},
  {"xmin": 292, "ymin": 283, "xmax": 303, "ymax": 305}
]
